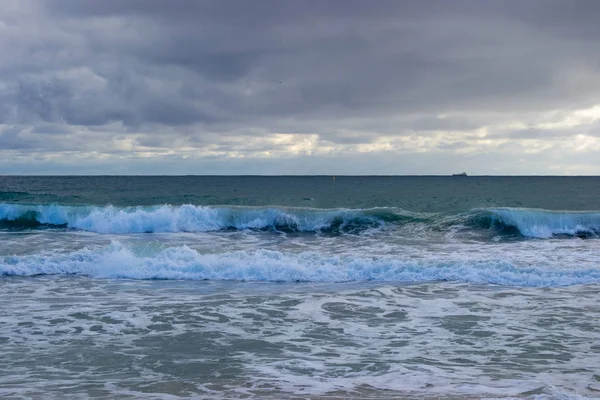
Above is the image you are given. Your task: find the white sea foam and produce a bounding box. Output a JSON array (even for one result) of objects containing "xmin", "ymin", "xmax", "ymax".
[
  {"xmin": 2, "ymin": 241, "xmax": 600, "ymax": 286},
  {"xmin": 1, "ymin": 275, "xmax": 598, "ymax": 399}
]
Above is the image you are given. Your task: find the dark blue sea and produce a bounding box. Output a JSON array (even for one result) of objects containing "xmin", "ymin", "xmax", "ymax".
[{"xmin": 1, "ymin": 176, "xmax": 599, "ymax": 399}]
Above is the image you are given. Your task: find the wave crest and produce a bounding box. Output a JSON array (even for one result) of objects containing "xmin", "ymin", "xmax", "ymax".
[
  {"xmin": 0, "ymin": 203, "xmax": 411, "ymax": 233},
  {"xmin": 484, "ymin": 208, "xmax": 600, "ymax": 238},
  {"xmin": 2, "ymin": 203, "xmax": 600, "ymax": 238}
]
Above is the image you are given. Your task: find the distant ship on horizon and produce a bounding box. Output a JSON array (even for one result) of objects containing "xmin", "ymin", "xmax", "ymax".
[{"xmin": 452, "ymin": 172, "xmax": 467, "ymax": 176}]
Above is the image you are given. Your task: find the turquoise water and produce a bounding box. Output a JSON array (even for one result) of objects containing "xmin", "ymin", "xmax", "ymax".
[{"xmin": 1, "ymin": 176, "xmax": 599, "ymax": 399}]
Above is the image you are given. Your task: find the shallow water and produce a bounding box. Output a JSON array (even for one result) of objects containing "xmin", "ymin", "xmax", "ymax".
[{"xmin": 1, "ymin": 278, "xmax": 599, "ymax": 399}]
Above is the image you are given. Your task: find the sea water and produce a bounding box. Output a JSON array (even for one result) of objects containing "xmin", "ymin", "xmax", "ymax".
[{"xmin": 1, "ymin": 176, "xmax": 599, "ymax": 399}]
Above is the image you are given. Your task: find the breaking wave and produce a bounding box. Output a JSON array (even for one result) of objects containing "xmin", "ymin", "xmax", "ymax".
[
  {"xmin": 483, "ymin": 207, "xmax": 600, "ymax": 238},
  {"xmin": 1, "ymin": 203, "xmax": 599, "ymax": 239},
  {"xmin": 0, "ymin": 203, "xmax": 419, "ymax": 233},
  {"xmin": 2, "ymin": 242, "xmax": 600, "ymax": 286}
]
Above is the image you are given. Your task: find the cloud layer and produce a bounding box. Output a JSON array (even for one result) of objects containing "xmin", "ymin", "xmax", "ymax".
[{"xmin": 1, "ymin": 0, "xmax": 599, "ymax": 174}]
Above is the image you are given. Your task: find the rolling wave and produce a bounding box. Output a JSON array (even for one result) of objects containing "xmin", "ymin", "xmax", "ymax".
[
  {"xmin": 485, "ymin": 207, "xmax": 600, "ymax": 238},
  {"xmin": 0, "ymin": 203, "xmax": 419, "ymax": 233},
  {"xmin": 1, "ymin": 203, "xmax": 599, "ymax": 238}
]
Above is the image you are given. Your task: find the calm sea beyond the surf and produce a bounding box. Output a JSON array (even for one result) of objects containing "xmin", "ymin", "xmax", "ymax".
[{"xmin": 1, "ymin": 175, "xmax": 599, "ymax": 399}]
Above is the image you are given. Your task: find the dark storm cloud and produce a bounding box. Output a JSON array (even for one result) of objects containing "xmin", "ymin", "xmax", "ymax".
[
  {"xmin": 0, "ymin": 126, "xmax": 37, "ymax": 150},
  {"xmin": 5, "ymin": 1, "xmax": 597, "ymax": 125},
  {"xmin": 1, "ymin": 0, "xmax": 600, "ymax": 173}
]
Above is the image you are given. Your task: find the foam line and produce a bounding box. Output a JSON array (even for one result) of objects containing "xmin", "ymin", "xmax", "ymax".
[{"xmin": 2, "ymin": 242, "xmax": 599, "ymax": 286}]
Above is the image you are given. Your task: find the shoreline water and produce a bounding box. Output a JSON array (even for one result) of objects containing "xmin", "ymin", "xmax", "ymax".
[
  {"xmin": 1, "ymin": 176, "xmax": 599, "ymax": 398},
  {"xmin": 1, "ymin": 277, "xmax": 598, "ymax": 399}
]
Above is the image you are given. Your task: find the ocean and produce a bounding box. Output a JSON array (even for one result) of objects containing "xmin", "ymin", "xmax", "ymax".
[{"xmin": 1, "ymin": 176, "xmax": 599, "ymax": 399}]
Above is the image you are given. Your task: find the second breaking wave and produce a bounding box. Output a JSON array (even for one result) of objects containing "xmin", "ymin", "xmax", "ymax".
[{"xmin": 2, "ymin": 241, "xmax": 600, "ymax": 286}]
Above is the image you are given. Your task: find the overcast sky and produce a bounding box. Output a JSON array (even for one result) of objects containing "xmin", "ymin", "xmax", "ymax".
[{"xmin": 1, "ymin": 0, "xmax": 599, "ymax": 174}]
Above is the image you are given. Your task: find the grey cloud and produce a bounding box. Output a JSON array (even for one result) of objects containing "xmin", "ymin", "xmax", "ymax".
[
  {"xmin": 589, "ymin": 122, "xmax": 600, "ymax": 137},
  {"xmin": 24, "ymin": 1, "xmax": 600, "ymax": 122},
  {"xmin": 408, "ymin": 116, "xmax": 483, "ymax": 132},
  {"xmin": 318, "ymin": 132, "xmax": 381, "ymax": 145},
  {"xmin": 134, "ymin": 135, "xmax": 170, "ymax": 148},
  {"xmin": 0, "ymin": 125, "xmax": 80, "ymax": 151},
  {"xmin": 0, "ymin": 126, "xmax": 37, "ymax": 150},
  {"xmin": 16, "ymin": 77, "xmax": 71, "ymax": 124},
  {"xmin": 1, "ymin": 1, "xmax": 600, "ymax": 173},
  {"xmin": 435, "ymin": 141, "xmax": 470, "ymax": 151},
  {"xmin": 32, "ymin": 124, "xmax": 75, "ymax": 135},
  {"xmin": 504, "ymin": 128, "xmax": 574, "ymax": 140}
]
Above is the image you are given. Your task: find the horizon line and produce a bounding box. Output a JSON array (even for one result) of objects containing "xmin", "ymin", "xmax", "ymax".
[{"xmin": 1, "ymin": 174, "xmax": 599, "ymax": 178}]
